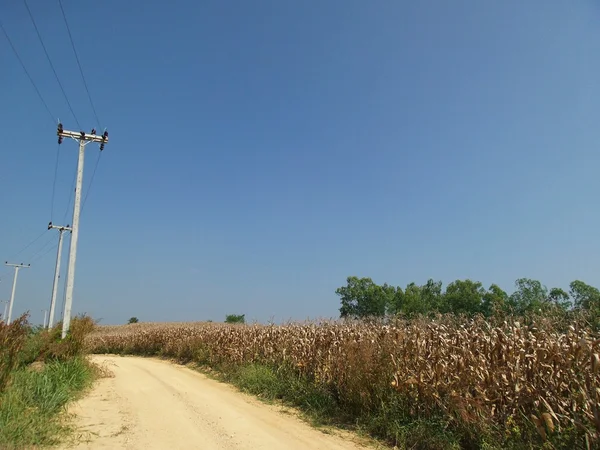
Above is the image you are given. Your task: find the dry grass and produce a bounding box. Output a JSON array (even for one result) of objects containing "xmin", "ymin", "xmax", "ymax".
[
  {"xmin": 0, "ymin": 314, "xmax": 29, "ymax": 392},
  {"xmin": 87, "ymin": 316, "xmax": 600, "ymax": 448}
]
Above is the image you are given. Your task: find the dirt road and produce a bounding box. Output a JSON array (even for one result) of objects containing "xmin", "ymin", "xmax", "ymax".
[{"xmin": 61, "ymin": 355, "xmax": 369, "ymax": 450}]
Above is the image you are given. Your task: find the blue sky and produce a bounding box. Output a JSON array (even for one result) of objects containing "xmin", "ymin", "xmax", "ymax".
[{"xmin": 1, "ymin": 1, "xmax": 599, "ymax": 325}]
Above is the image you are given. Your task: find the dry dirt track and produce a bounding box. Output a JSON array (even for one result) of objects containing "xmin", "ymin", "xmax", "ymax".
[{"xmin": 60, "ymin": 355, "xmax": 370, "ymax": 450}]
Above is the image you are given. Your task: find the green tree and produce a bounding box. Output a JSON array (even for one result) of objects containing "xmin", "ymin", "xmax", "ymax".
[
  {"xmin": 569, "ymin": 280, "xmax": 600, "ymax": 310},
  {"xmin": 127, "ymin": 317, "xmax": 139, "ymax": 324},
  {"xmin": 399, "ymin": 279, "xmax": 443, "ymax": 317},
  {"xmin": 421, "ymin": 279, "xmax": 444, "ymax": 313},
  {"xmin": 482, "ymin": 284, "xmax": 509, "ymax": 317},
  {"xmin": 547, "ymin": 287, "xmax": 571, "ymax": 310},
  {"xmin": 509, "ymin": 278, "xmax": 548, "ymax": 315},
  {"xmin": 387, "ymin": 286, "xmax": 405, "ymax": 316},
  {"xmin": 402, "ymin": 282, "xmax": 425, "ymax": 317},
  {"xmin": 381, "ymin": 283, "xmax": 398, "ymax": 315},
  {"xmin": 337, "ymin": 276, "xmax": 395, "ymax": 319},
  {"xmin": 225, "ymin": 314, "xmax": 245, "ymax": 324},
  {"xmin": 443, "ymin": 279, "xmax": 484, "ymax": 316}
]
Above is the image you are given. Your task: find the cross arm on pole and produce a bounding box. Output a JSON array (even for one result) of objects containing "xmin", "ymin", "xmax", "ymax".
[
  {"xmin": 57, "ymin": 124, "xmax": 108, "ymax": 151},
  {"xmin": 48, "ymin": 222, "xmax": 72, "ymax": 232},
  {"xmin": 4, "ymin": 262, "xmax": 31, "ymax": 269}
]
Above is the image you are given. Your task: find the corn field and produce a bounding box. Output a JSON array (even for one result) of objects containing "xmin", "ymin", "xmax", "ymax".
[{"xmin": 87, "ymin": 316, "xmax": 600, "ymax": 448}]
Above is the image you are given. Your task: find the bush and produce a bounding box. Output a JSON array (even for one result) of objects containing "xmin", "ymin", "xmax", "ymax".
[
  {"xmin": 225, "ymin": 314, "xmax": 245, "ymax": 324},
  {"xmin": 17, "ymin": 315, "xmax": 97, "ymax": 363},
  {"xmin": 48, "ymin": 315, "xmax": 96, "ymax": 360}
]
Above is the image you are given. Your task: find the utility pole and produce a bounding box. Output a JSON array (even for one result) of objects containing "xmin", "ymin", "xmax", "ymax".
[
  {"xmin": 5, "ymin": 262, "xmax": 30, "ymax": 324},
  {"xmin": 1, "ymin": 300, "xmax": 8, "ymax": 323},
  {"xmin": 57, "ymin": 124, "xmax": 108, "ymax": 339},
  {"xmin": 47, "ymin": 222, "xmax": 71, "ymax": 329},
  {"xmin": 42, "ymin": 309, "xmax": 48, "ymax": 328}
]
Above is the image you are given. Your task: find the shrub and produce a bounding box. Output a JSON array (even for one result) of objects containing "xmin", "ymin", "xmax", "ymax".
[
  {"xmin": 43, "ymin": 315, "xmax": 96, "ymax": 361},
  {"xmin": 225, "ymin": 314, "xmax": 245, "ymax": 324}
]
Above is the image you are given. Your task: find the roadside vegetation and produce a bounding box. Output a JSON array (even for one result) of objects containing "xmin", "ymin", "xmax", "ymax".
[
  {"xmin": 0, "ymin": 314, "xmax": 96, "ymax": 448},
  {"xmin": 88, "ymin": 275, "xmax": 600, "ymax": 450}
]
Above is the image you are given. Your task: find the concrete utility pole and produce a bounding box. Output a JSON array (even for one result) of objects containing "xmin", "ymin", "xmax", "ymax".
[
  {"xmin": 47, "ymin": 222, "xmax": 71, "ymax": 329},
  {"xmin": 5, "ymin": 262, "xmax": 30, "ymax": 324},
  {"xmin": 42, "ymin": 309, "xmax": 48, "ymax": 328},
  {"xmin": 1, "ymin": 300, "xmax": 8, "ymax": 323},
  {"xmin": 57, "ymin": 124, "xmax": 108, "ymax": 339}
]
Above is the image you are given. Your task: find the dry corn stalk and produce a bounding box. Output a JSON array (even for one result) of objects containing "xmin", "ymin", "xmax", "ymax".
[{"xmin": 87, "ymin": 316, "xmax": 600, "ymax": 444}]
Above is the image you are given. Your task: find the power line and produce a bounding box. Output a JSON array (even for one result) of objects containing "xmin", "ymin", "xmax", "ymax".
[
  {"xmin": 5, "ymin": 229, "xmax": 48, "ymax": 262},
  {"xmin": 81, "ymin": 152, "xmax": 101, "ymax": 215},
  {"xmin": 63, "ymin": 141, "xmax": 103, "ymax": 222},
  {"xmin": 28, "ymin": 234, "xmax": 58, "ymax": 263},
  {"xmin": 23, "ymin": 0, "xmax": 81, "ymax": 129},
  {"xmin": 31, "ymin": 241, "xmax": 59, "ymax": 264},
  {"xmin": 58, "ymin": 0, "xmax": 101, "ymax": 129},
  {"xmin": 0, "ymin": 19, "xmax": 55, "ymax": 124},
  {"xmin": 58, "ymin": 0, "xmax": 105, "ymax": 213},
  {"xmin": 0, "ymin": 229, "xmax": 50, "ymax": 280}
]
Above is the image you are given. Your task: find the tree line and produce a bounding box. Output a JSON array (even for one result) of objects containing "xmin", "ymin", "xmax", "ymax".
[{"xmin": 336, "ymin": 276, "xmax": 600, "ymax": 319}]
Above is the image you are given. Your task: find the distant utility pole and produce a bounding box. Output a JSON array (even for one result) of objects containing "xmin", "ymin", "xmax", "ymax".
[
  {"xmin": 57, "ymin": 124, "xmax": 108, "ymax": 339},
  {"xmin": 5, "ymin": 262, "xmax": 30, "ymax": 324},
  {"xmin": 47, "ymin": 222, "xmax": 71, "ymax": 329},
  {"xmin": 42, "ymin": 309, "xmax": 48, "ymax": 328}
]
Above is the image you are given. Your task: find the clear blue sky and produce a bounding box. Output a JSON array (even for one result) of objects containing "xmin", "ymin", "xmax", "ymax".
[{"xmin": 1, "ymin": 1, "xmax": 599, "ymax": 325}]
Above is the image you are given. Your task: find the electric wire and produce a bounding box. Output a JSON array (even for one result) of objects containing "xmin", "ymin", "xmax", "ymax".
[
  {"xmin": 26, "ymin": 233, "xmax": 56, "ymax": 263},
  {"xmin": 0, "ymin": 19, "xmax": 55, "ymax": 124},
  {"xmin": 1, "ymin": 3, "xmax": 106, "ymax": 309},
  {"xmin": 81, "ymin": 152, "xmax": 101, "ymax": 215},
  {"xmin": 5, "ymin": 229, "xmax": 48, "ymax": 262},
  {"xmin": 2, "ymin": 11, "xmax": 65, "ymax": 273},
  {"xmin": 30, "ymin": 241, "xmax": 59, "ymax": 264},
  {"xmin": 23, "ymin": 0, "xmax": 81, "ymax": 129},
  {"xmin": 0, "ymin": 230, "xmax": 50, "ymax": 280},
  {"xmin": 58, "ymin": 0, "xmax": 101, "ymax": 129},
  {"xmin": 59, "ymin": 0, "xmax": 105, "ymax": 215}
]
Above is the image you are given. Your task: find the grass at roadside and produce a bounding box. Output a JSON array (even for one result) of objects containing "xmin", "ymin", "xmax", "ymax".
[
  {"xmin": 204, "ymin": 362, "xmax": 461, "ymax": 449},
  {"xmin": 0, "ymin": 315, "xmax": 97, "ymax": 449},
  {"xmin": 0, "ymin": 357, "xmax": 94, "ymax": 448}
]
